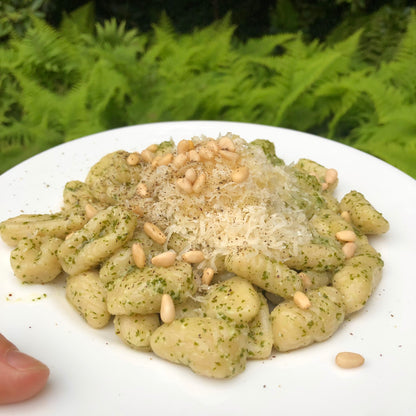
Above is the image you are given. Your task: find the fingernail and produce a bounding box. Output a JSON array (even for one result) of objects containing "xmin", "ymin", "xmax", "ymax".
[{"xmin": 6, "ymin": 349, "xmax": 48, "ymax": 371}]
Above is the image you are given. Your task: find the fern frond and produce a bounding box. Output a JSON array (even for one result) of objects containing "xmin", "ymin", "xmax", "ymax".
[
  {"xmin": 59, "ymin": 1, "xmax": 95, "ymax": 41},
  {"xmin": 273, "ymin": 48, "xmax": 344, "ymax": 125},
  {"xmin": 238, "ymin": 33, "xmax": 297, "ymax": 57},
  {"xmin": 11, "ymin": 17, "xmax": 80, "ymax": 92},
  {"xmin": 357, "ymin": 6, "xmax": 409, "ymax": 67},
  {"xmin": 353, "ymin": 110, "xmax": 416, "ymax": 177}
]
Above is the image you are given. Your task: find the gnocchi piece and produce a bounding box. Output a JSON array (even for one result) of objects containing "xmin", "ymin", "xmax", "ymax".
[
  {"xmin": 106, "ymin": 262, "xmax": 196, "ymax": 315},
  {"xmin": 99, "ymin": 230, "xmax": 160, "ymax": 284},
  {"xmin": 295, "ymin": 158, "xmax": 338, "ymax": 192},
  {"xmin": 10, "ymin": 236, "xmax": 63, "ymax": 283},
  {"xmin": 62, "ymin": 180, "xmax": 104, "ymax": 213},
  {"xmin": 58, "ymin": 206, "xmax": 136, "ymax": 275},
  {"xmin": 249, "ymin": 139, "xmax": 284, "ymax": 166},
  {"xmin": 247, "ymin": 292, "xmax": 273, "ymax": 360},
  {"xmin": 66, "ymin": 270, "xmax": 111, "ymax": 329},
  {"xmin": 286, "ymin": 170, "xmax": 326, "ymax": 218},
  {"xmin": 114, "ymin": 314, "xmax": 160, "ymax": 351},
  {"xmin": 99, "ymin": 245, "xmax": 136, "ymax": 285},
  {"xmin": 224, "ymin": 248, "xmax": 302, "ymax": 298},
  {"xmin": 298, "ymin": 270, "xmax": 332, "ymax": 290},
  {"xmin": 354, "ymin": 233, "xmax": 382, "ymax": 257},
  {"xmin": 289, "ymin": 168, "xmax": 339, "ymax": 217},
  {"xmin": 85, "ymin": 150, "xmax": 143, "ymax": 205},
  {"xmin": 0, "ymin": 212, "xmax": 87, "ymax": 246},
  {"xmin": 332, "ymin": 252, "xmax": 383, "ymax": 314},
  {"xmin": 202, "ymin": 276, "xmax": 261, "ymax": 324},
  {"xmin": 284, "ymin": 240, "xmax": 345, "ymax": 272},
  {"xmin": 339, "ymin": 191, "xmax": 389, "ymax": 234},
  {"xmin": 270, "ymin": 286, "xmax": 345, "ymax": 352},
  {"xmin": 150, "ymin": 317, "xmax": 248, "ymax": 379},
  {"xmin": 309, "ymin": 209, "xmax": 354, "ymax": 237}
]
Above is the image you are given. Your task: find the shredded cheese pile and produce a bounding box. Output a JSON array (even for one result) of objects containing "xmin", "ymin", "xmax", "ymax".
[{"xmin": 126, "ymin": 134, "xmax": 313, "ymax": 271}]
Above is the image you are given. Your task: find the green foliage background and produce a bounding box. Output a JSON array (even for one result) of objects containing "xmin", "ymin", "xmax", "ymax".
[{"xmin": 0, "ymin": 1, "xmax": 415, "ymax": 178}]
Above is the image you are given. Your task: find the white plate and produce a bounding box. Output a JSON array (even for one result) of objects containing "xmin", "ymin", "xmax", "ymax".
[{"xmin": 1, "ymin": 121, "xmax": 415, "ymax": 416}]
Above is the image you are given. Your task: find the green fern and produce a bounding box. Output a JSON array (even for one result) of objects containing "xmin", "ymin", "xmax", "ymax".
[{"xmin": 0, "ymin": 7, "xmax": 415, "ymax": 178}]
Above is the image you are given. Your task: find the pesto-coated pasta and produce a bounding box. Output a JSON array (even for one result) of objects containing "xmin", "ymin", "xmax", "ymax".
[
  {"xmin": 295, "ymin": 158, "xmax": 338, "ymax": 192},
  {"xmin": 339, "ymin": 191, "xmax": 390, "ymax": 234},
  {"xmin": 332, "ymin": 253, "xmax": 383, "ymax": 314},
  {"xmin": 309, "ymin": 208, "xmax": 354, "ymax": 237},
  {"xmin": 66, "ymin": 270, "xmax": 111, "ymax": 329},
  {"xmin": 85, "ymin": 150, "xmax": 143, "ymax": 205},
  {"xmin": 202, "ymin": 276, "xmax": 261, "ymax": 324},
  {"xmin": 247, "ymin": 292, "xmax": 273, "ymax": 359},
  {"xmin": 62, "ymin": 180, "xmax": 104, "ymax": 213},
  {"xmin": 10, "ymin": 236, "xmax": 63, "ymax": 283},
  {"xmin": 284, "ymin": 240, "xmax": 345, "ymax": 272},
  {"xmin": 224, "ymin": 248, "xmax": 303, "ymax": 298},
  {"xmin": 150, "ymin": 317, "xmax": 248, "ymax": 379},
  {"xmin": 0, "ymin": 212, "xmax": 87, "ymax": 246},
  {"xmin": 106, "ymin": 262, "xmax": 195, "ymax": 315},
  {"xmin": 58, "ymin": 206, "xmax": 136, "ymax": 275},
  {"xmin": 270, "ymin": 286, "xmax": 345, "ymax": 352},
  {"xmin": 114, "ymin": 314, "xmax": 160, "ymax": 351},
  {"xmin": 99, "ymin": 230, "xmax": 160, "ymax": 284},
  {"xmin": 0, "ymin": 132, "xmax": 389, "ymax": 379}
]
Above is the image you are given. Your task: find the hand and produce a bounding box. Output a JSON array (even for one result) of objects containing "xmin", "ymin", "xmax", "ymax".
[{"xmin": 0, "ymin": 334, "xmax": 50, "ymax": 405}]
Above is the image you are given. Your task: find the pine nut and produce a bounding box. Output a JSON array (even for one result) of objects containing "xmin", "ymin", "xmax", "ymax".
[
  {"xmin": 127, "ymin": 152, "xmax": 141, "ymax": 166},
  {"xmin": 176, "ymin": 178, "xmax": 193, "ymax": 193},
  {"xmin": 335, "ymin": 352, "xmax": 365, "ymax": 369},
  {"xmin": 173, "ymin": 153, "xmax": 187, "ymax": 169},
  {"xmin": 177, "ymin": 139, "xmax": 194, "ymax": 154},
  {"xmin": 151, "ymin": 155, "xmax": 162, "ymax": 168},
  {"xmin": 188, "ymin": 149, "xmax": 200, "ymax": 162},
  {"xmin": 219, "ymin": 150, "xmax": 240, "ymax": 162},
  {"xmin": 146, "ymin": 144, "xmax": 158, "ymax": 153},
  {"xmin": 132, "ymin": 242, "xmax": 146, "ymax": 268},
  {"xmin": 182, "ymin": 250, "xmax": 205, "ymax": 264},
  {"xmin": 85, "ymin": 203, "xmax": 98, "ymax": 219},
  {"xmin": 151, "ymin": 250, "xmax": 177, "ymax": 267},
  {"xmin": 231, "ymin": 166, "xmax": 249, "ymax": 183},
  {"xmin": 131, "ymin": 205, "xmax": 143, "ymax": 216},
  {"xmin": 218, "ymin": 136, "xmax": 235, "ymax": 152},
  {"xmin": 201, "ymin": 267, "xmax": 214, "ymax": 285},
  {"xmin": 299, "ymin": 272, "xmax": 312, "ymax": 289},
  {"xmin": 206, "ymin": 140, "xmax": 219, "ymax": 153},
  {"xmin": 143, "ymin": 222, "xmax": 167, "ymax": 245},
  {"xmin": 335, "ymin": 230, "xmax": 356, "ymax": 242},
  {"xmin": 192, "ymin": 173, "xmax": 206, "ymax": 193},
  {"xmin": 342, "ymin": 242, "xmax": 356, "ymax": 259},
  {"xmin": 136, "ymin": 183, "xmax": 148, "ymax": 197},
  {"xmin": 325, "ymin": 168, "xmax": 338, "ymax": 184},
  {"xmin": 160, "ymin": 294, "xmax": 176, "ymax": 324},
  {"xmin": 340, "ymin": 211, "xmax": 351, "ymax": 222},
  {"xmin": 158, "ymin": 153, "xmax": 173, "ymax": 166},
  {"xmin": 293, "ymin": 291, "xmax": 311, "ymax": 310},
  {"xmin": 184, "ymin": 168, "xmax": 197, "ymax": 184},
  {"xmin": 141, "ymin": 149, "xmax": 154, "ymax": 163},
  {"xmin": 198, "ymin": 146, "xmax": 215, "ymax": 161},
  {"xmin": 321, "ymin": 182, "xmax": 329, "ymax": 191},
  {"xmin": 65, "ymin": 232, "xmax": 74, "ymax": 240}
]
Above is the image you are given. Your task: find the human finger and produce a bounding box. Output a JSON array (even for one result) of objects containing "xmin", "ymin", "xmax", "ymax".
[{"xmin": 0, "ymin": 334, "xmax": 50, "ymax": 405}]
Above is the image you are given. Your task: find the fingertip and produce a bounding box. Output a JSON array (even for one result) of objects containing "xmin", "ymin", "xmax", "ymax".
[
  {"xmin": 0, "ymin": 350, "xmax": 50, "ymax": 405},
  {"xmin": 6, "ymin": 349, "xmax": 49, "ymax": 372}
]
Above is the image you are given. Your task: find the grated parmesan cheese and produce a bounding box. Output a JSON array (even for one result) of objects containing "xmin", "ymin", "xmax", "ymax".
[{"xmin": 124, "ymin": 133, "xmax": 313, "ymax": 271}]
